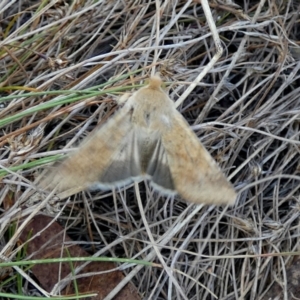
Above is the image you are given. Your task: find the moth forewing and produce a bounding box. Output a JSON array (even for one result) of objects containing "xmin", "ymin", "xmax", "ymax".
[
  {"xmin": 160, "ymin": 111, "xmax": 236, "ymax": 205},
  {"xmin": 41, "ymin": 103, "xmax": 136, "ymax": 193},
  {"xmin": 41, "ymin": 75, "xmax": 236, "ymax": 206}
]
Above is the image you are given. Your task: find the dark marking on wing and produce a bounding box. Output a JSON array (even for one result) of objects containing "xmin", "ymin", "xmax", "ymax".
[{"xmin": 146, "ymin": 140, "xmax": 175, "ymax": 191}]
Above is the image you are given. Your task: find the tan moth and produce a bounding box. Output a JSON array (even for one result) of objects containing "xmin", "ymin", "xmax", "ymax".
[{"xmin": 42, "ymin": 76, "xmax": 236, "ymax": 205}]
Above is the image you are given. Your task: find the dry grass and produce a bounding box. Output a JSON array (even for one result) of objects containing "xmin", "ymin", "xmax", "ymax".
[{"xmin": 0, "ymin": 0, "xmax": 300, "ymax": 299}]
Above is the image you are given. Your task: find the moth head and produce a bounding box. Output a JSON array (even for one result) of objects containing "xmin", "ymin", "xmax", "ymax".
[{"xmin": 146, "ymin": 75, "xmax": 163, "ymax": 90}]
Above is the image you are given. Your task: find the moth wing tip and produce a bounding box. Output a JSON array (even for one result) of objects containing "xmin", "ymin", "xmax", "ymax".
[
  {"xmin": 176, "ymin": 177, "xmax": 237, "ymax": 206},
  {"xmin": 205, "ymin": 181, "xmax": 237, "ymax": 206},
  {"xmin": 210, "ymin": 185, "xmax": 237, "ymax": 206},
  {"xmin": 224, "ymin": 188, "xmax": 237, "ymax": 206}
]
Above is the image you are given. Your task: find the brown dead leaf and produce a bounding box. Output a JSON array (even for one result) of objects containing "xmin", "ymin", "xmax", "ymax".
[{"xmin": 19, "ymin": 214, "xmax": 140, "ymax": 300}]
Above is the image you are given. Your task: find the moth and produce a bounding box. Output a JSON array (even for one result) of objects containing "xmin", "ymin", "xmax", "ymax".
[{"xmin": 42, "ymin": 75, "xmax": 236, "ymax": 205}]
